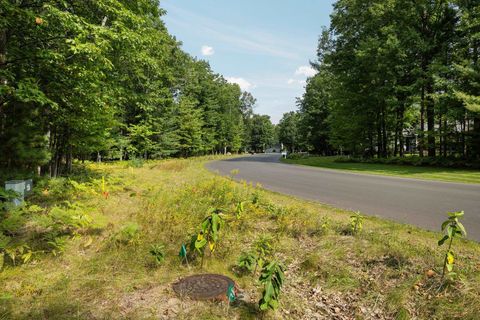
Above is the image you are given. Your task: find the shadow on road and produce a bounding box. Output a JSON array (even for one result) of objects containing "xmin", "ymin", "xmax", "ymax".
[{"xmin": 222, "ymin": 154, "xmax": 281, "ymax": 163}]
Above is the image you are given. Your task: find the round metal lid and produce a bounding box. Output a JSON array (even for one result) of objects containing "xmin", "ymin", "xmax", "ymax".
[{"xmin": 172, "ymin": 274, "xmax": 235, "ymax": 300}]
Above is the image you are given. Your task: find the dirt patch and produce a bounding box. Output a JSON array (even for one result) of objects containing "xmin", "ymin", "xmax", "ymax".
[{"xmin": 119, "ymin": 284, "xmax": 197, "ymax": 319}]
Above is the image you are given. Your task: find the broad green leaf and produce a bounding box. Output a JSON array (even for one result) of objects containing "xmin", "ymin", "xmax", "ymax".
[
  {"xmin": 195, "ymin": 238, "xmax": 207, "ymax": 250},
  {"xmin": 438, "ymin": 235, "xmax": 449, "ymax": 246},
  {"xmin": 456, "ymin": 222, "xmax": 467, "ymax": 237}
]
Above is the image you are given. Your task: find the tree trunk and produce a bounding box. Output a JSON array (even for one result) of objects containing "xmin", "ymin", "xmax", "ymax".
[
  {"xmin": 426, "ymin": 83, "xmax": 436, "ymax": 157},
  {"xmin": 439, "ymin": 114, "xmax": 443, "ymax": 157},
  {"xmin": 381, "ymin": 107, "xmax": 388, "ymax": 157},
  {"xmin": 66, "ymin": 145, "xmax": 72, "ymax": 173},
  {"xmin": 377, "ymin": 112, "xmax": 382, "ymax": 158},
  {"xmin": 443, "ymin": 118, "xmax": 447, "ymax": 157},
  {"xmin": 419, "ymin": 86, "xmax": 425, "ymax": 157},
  {"xmin": 0, "ymin": 29, "xmax": 7, "ymax": 137},
  {"xmin": 473, "ymin": 116, "xmax": 480, "ymax": 160}
]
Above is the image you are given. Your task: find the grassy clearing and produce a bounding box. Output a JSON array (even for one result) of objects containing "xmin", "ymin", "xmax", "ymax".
[
  {"xmin": 282, "ymin": 156, "xmax": 480, "ymax": 184},
  {"xmin": 1, "ymin": 157, "xmax": 479, "ymax": 319}
]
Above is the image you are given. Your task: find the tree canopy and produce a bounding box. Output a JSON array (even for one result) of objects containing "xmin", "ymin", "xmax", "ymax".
[
  {"xmin": 289, "ymin": 0, "xmax": 480, "ymax": 160},
  {"xmin": 0, "ymin": 0, "xmax": 274, "ymax": 176}
]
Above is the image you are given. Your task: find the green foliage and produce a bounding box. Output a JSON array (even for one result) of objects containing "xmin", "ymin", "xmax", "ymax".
[
  {"xmin": 294, "ymin": 0, "xmax": 480, "ymax": 160},
  {"xmin": 3, "ymin": 243, "xmax": 34, "ymax": 266},
  {"xmin": 0, "ymin": 188, "xmax": 20, "ymax": 210},
  {"xmin": 0, "ymin": 198, "xmax": 93, "ymax": 266},
  {"xmin": 237, "ymin": 251, "xmax": 258, "ymax": 273},
  {"xmin": 0, "ymin": 0, "xmax": 269, "ymax": 174},
  {"xmin": 251, "ymin": 189, "xmax": 262, "ymax": 206},
  {"xmin": 253, "ymin": 235, "xmax": 274, "ymax": 266},
  {"xmin": 149, "ymin": 244, "xmax": 166, "ymax": 266},
  {"xmin": 237, "ymin": 235, "xmax": 274, "ymax": 275},
  {"xmin": 47, "ymin": 237, "xmax": 67, "ymax": 257},
  {"xmin": 194, "ymin": 208, "xmax": 224, "ymax": 267},
  {"xmin": 334, "ymin": 156, "xmax": 480, "ymax": 170},
  {"xmin": 128, "ymin": 158, "xmax": 145, "ymax": 168},
  {"xmin": 112, "ymin": 223, "xmax": 141, "ymax": 247},
  {"xmin": 286, "ymin": 152, "xmax": 310, "ymax": 160},
  {"xmin": 249, "ymin": 115, "xmax": 275, "ymax": 152},
  {"xmin": 438, "ymin": 211, "xmax": 467, "ymax": 281},
  {"xmin": 32, "ymin": 203, "xmax": 93, "ymax": 236},
  {"xmin": 278, "ymin": 111, "xmax": 302, "ymax": 153},
  {"xmin": 234, "ymin": 201, "xmax": 246, "ymax": 218},
  {"xmin": 0, "ymin": 208, "xmax": 27, "ymax": 236},
  {"xmin": 258, "ymin": 260, "xmax": 286, "ymax": 311},
  {"xmin": 350, "ymin": 212, "xmax": 364, "ymax": 235}
]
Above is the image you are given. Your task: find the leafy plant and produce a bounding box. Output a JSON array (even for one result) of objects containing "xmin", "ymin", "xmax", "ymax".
[
  {"xmin": 438, "ymin": 211, "xmax": 467, "ymax": 281},
  {"xmin": 350, "ymin": 212, "xmax": 364, "ymax": 235},
  {"xmin": 251, "ymin": 189, "xmax": 261, "ymax": 206},
  {"xmin": 237, "ymin": 251, "xmax": 258, "ymax": 273},
  {"xmin": 235, "ymin": 201, "xmax": 246, "ymax": 218},
  {"xmin": 112, "ymin": 223, "xmax": 141, "ymax": 247},
  {"xmin": 128, "ymin": 158, "xmax": 144, "ymax": 168},
  {"xmin": 69, "ymin": 179, "xmax": 97, "ymax": 197},
  {"xmin": 237, "ymin": 235, "xmax": 274, "ymax": 275},
  {"xmin": 253, "ymin": 235, "xmax": 273, "ymax": 273},
  {"xmin": 319, "ymin": 216, "xmax": 331, "ymax": 234},
  {"xmin": 259, "ymin": 260, "xmax": 286, "ymax": 311},
  {"xmin": 149, "ymin": 244, "xmax": 166, "ymax": 266},
  {"xmin": 0, "ymin": 208, "xmax": 27, "ymax": 236},
  {"xmin": 3, "ymin": 243, "xmax": 35, "ymax": 266},
  {"xmin": 35, "ymin": 202, "xmax": 90, "ymax": 228},
  {"xmin": 194, "ymin": 208, "xmax": 224, "ymax": 267},
  {"xmin": 47, "ymin": 237, "xmax": 67, "ymax": 256},
  {"xmin": 0, "ymin": 188, "xmax": 20, "ymax": 211}
]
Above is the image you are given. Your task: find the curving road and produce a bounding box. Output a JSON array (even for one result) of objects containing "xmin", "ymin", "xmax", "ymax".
[{"xmin": 207, "ymin": 154, "xmax": 480, "ymax": 241}]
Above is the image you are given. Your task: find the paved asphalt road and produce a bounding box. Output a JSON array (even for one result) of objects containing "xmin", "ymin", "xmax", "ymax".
[{"xmin": 207, "ymin": 154, "xmax": 480, "ymax": 241}]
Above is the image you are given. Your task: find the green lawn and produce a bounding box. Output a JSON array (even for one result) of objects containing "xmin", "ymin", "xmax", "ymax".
[
  {"xmin": 0, "ymin": 157, "xmax": 479, "ymax": 319},
  {"xmin": 282, "ymin": 156, "xmax": 480, "ymax": 184}
]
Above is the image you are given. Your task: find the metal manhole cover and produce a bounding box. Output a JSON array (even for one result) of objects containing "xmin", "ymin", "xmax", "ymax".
[{"xmin": 172, "ymin": 274, "xmax": 235, "ymax": 300}]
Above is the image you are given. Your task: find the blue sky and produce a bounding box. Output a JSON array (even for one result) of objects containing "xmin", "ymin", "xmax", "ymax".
[{"xmin": 160, "ymin": 0, "xmax": 335, "ymax": 123}]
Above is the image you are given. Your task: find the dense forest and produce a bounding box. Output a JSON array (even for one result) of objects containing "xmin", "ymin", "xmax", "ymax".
[
  {"xmin": 279, "ymin": 0, "xmax": 480, "ymax": 161},
  {"xmin": 0, "ymin": 0, "xmax": 275, "ymax": 177}
]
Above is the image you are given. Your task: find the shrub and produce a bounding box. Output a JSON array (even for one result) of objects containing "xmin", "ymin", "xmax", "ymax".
[
  {"xmin": 149, "ymin": 244, "xmax": 166, "ymax": 266},
  {"xmin": 194, "ymin": 208, "xmax": 224, "ymax": 267},
  {"xmin": 333, "ymin": 155, "xmax": 480, "ymax": 169},
  {"xmin": 237, "ymin": 235, "xmax": 274, "ymax": 275},
  {"xmin": 259, "ymin": 260, "xmax": 286, "ymax": 311},
  {"xmin": 350, "ymin": 212, "xmax": 364, "ymax": 235},
  {"xmin": 286, "ymin": 152, "xmax": 310, "ymax": 160},
  {"xmin": 237, "ymin": 251, "xmax": 258, "ymax": 273},
  {"xmin": 112, "ymin": 223, "xmax": 141, "ymax": 247},
  {"xmin": 128, "ymin": 158, "xmax": 144, "ymax": 168},
  {"xmin": 438, "ymin": 211, "xmax": 467, "ymax": 282}
]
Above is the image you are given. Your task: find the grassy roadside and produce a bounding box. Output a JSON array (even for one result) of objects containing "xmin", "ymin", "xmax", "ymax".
[
  {"xmin": 282, "ymin": 156, "xmax": 480, "ymax": 184},
  {"xmin": 1, "ymin": 157, "xmax": 479, "ymax": 319}
]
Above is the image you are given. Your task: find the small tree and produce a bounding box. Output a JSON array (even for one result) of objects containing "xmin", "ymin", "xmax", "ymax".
[
  {"xmin": 350, "ymin": 212, "xmax": 364, "ymax": 235},
  {"xmin": 438, "ymin": 211, "xmax": 467, "ymax": 281},
  {"xmin": 259, "ymin": 260, "xmax": 286, "ymax": 311},
  {"xmin": 195, "ymin": 208, "xmax": 224, "ymax": 267}
]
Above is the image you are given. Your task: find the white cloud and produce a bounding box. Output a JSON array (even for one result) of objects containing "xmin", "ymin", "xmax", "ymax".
[
  {"xmin": 295, "ymin": 65, "xmax": 317, "ymax": 77},
  {"xmin": 226, "ymin": 77, "xmax": 253, "ymax": 91},
  {"xmin": 287, "ymin": 78, "xmax": 306, "ymax": 86},
  {"xmin": 201, "ymin": 45, "xmax": 215, "ymax": 56}
]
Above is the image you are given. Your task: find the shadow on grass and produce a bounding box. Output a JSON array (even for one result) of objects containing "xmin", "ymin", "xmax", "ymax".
[{"xmin": 284, "ymin": 156, "xmax": 480, "ymax": 183}]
